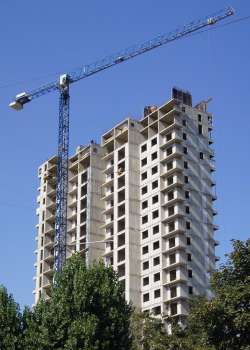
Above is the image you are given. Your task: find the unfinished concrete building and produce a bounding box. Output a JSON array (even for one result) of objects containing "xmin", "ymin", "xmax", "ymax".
[
  {"xmin": 34, "ymin": 143, "xmax": 105, "ymax": 303},
  {"xmin": 34, "ymin": 87, "xmax": 218, "ymax": 323}
]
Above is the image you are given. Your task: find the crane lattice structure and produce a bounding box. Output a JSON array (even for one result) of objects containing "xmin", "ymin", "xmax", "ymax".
[{"xmin": 9, "ymin": 7, "xmax": 234, "ymax": 273}]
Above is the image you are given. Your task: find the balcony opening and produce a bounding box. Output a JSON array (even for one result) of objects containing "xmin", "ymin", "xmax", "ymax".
[
  {"xmin": 153, "ymin": 306, "xmax": 161, "ymax": 315},
  {"xmin": 154, "ymin": 272, "xmax": 160, "ymax": 282},
  {"xmin": 166, "ymin": 132, "xmax": 172, "ymax": 142},
  {"xmin": 164, "ymin": 117, "xmax": 174, "ymax": 128},
  {"xmin": 167, "ymin": 161, "xmax": 173, "ymax": 171},
  {"xmin": 117, "ymin": 161, "xmax": 125, "ymax": 175},
  {"xmin": 141, "ymin": 185, "xmax": 148, "ymax": 195},
  {"xmin": 152, "ymin": 165, "xmax": 158, "ymax": 175},
  {"xmin": 79, "ymin": 238, "xmax": 86, "ymax": 252},
  {"xmin": 153, "ymin": 241, "xmax": 160, "ymax": 250},
  {"xmin": 141, "ymin": 158, "xmax": 147, "ymax": 167},
  {"xmin": 170, "ymin": 269, "xmax": 176, "ymax": 281},
  {"xmin": 106, "ymin": 227, "xmax": 114, "ymax": 237},
  {"xmin": 170, "ymin": 286, "xmax": 177, "ymax": 298},
  {"xmin": 169, "ymin": 254, "xmax": 176, "ymax": 265},
  {"xmin": 151, "ymin": 137, "xmax": 157, "ymax": 147},
  {"xmin": 118, "ymin": 147, "xmax": 125, "ymax": 161},
  {"xmin": 117, "ymin": 218, "xmax": 125, "ymax": 232},
  {"xmin": 106, "ymin": 213, "xmax": 114, "ymax": 222},
  {"xmin": 168, "ymin": 221, "xmax": 175, "ymax": 232},
  {"xmin": 141, "ymin": 144, "xmax": 147, "ymax": 153},
  {"xmin": 80, "ymin": 225, "xmax": 86, "ymax": 237},
  {"xmin": 168, "ymin": 206, "xmax": 175, "ymax": 216},
  {"xmin": 151, "ymin": 152, "xmax": 158, "ymax": 161},
  {"xmin": 152, "ymin": 210, "xmax": 159, "ymax": 219},
  {"xmin": 153, "ymin": 256, "xmax": 160, "ymax": 266},
  {"xmin": 106, "ymin": 241, "xmax": 113, "ymax": 251},
  {"xmin": 154, "ymin": 289, "xmax": 161, "ymax": 298},
  {"xmin": 143, "ymin": 293, "xmax": 149, "ymax": 302},
  {"xmin": 81, "ymin": 184, "xmax": 87, "ymax": 197},
  {"xmin": 143, "ymin": 261, "xmax": 149, "ymax": 270},
  {"xmin": 170, "ymin": 303, "xmax": 178, "ymax": 315},
  {"xmin": 118, "ymin": 204, "xmax": 125, "ymax": 217},
  {"xmin": 81, "ymin": 198, "xmax": 87, "ymax": 210},
  {"xmin": 167, "ymin": 147, "xmax": 173, "ymax": 156},
  {"xmin": 153, "ymin": 225, "xmax": 159, "ymax": 235},
  {"xmin": 118, "ymin": 233, "xmax": 125, "ymax": 247},
  {"xmin": 118, "ymin": 264, "xmax": 125, "ymax": 277},
  {"xmin": 152, "ymin": 195, "xmax": 158, "ymax": 205},
  {"xmin": 118, "ymin": 175, "xmax": 125, "ymax": 189},
  {"xmin": 142, "ymin": 245, "xmax": 149, "ymax": 255},
  {"xmin": 81, "ymin": 172, "xmax": 87, "ymax": 183},
  {"xmin": 152, "ymin": 180, "xmax": 158, "ymax": 190},
  {"xmin": 141, "ymin": 171, "xmax": 147, "ymax": 181},
  {"xmin": 118, "ymin": 189, "xmax": 125, "ymax": 203},
  {"xmin": 80, "ymin": 211, "xmax": 87, "ymax": 223},
  {"xmin": 169, "ymin": 237, "xmax": 176, "ymax": 248},
  {"xmin": 166, "ymin": 177, "xmax": 173, "ymax": 188},
  {"xmin": 118, "ymin": 248, "xmax": 125, "ymax": 263}
]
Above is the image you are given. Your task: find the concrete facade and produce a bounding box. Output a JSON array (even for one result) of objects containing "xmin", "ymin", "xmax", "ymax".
[{"xmin": 34, "ymin": 88, "xmax": 218, "ymax": 323}]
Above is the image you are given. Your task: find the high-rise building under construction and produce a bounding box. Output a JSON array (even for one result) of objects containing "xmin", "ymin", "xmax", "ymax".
[{"xmin": 34, "ymin": 87, "xmax": 218, "ymax": 322}]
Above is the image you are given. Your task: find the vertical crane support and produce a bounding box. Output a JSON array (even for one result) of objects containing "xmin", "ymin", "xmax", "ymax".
[
  {"xmin": 54, "ymin": 75, "xmax": 70, "ymax": 272},
  {"xmin": 9, "ymin": 7, "xmax": 234, "ymax": 274}
]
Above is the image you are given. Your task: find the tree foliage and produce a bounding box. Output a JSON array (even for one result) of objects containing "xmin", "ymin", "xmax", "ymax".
[
  {"xmin": 0, "ymin": 239, "xmax": 249, "ymax": 349},
  {"xmin": 0, "ymin": 285, "xmax": 22, "ymax": 350},
  {"xmin": 130, "ymin": 239, "xmax": 250, "ymax": 350},
  {"xmin": 130, "ymin": 311, "xmax": 169, "ymax": 350},
  {"xmin": 23, "ymin": 253, "xmax": 132, "ymax": 350},
  {"xmin": 186, "ymin": 239, "xmax": 250, "ymax": 350}
]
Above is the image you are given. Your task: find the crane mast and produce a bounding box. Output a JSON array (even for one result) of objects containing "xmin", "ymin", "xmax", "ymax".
[
  {"xmin": 9, "ymin": 7, "xmax": 234, "ymax": 273},
  {"xmin": 55, "ymin": 76, "xmax": 70, "ymax": 272}
]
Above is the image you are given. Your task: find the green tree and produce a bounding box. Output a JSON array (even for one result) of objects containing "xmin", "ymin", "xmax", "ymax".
[
  {"xmin": 24, "ymin": 253, "xmax": 132, "ymax": 350},
  {"xmin": 130, "ymin": 311, "xmax": 169, "ymax": 350},
  {"xmin": 0, "ymin": 285, "xmax": 22, "ymax": 350},
  {"xmin": 186, "ymin": 239, "xmax": 250, "ymax": 350}
]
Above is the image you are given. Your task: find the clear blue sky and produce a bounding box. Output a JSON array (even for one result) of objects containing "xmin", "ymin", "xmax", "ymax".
[{"xmin": 0, "ymin": 0, "xmax": 249, "ymax": 307}]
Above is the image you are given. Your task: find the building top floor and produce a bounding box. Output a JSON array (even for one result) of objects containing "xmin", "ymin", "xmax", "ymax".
[{"xmin": 38, "ymin": 87, "xmax": 213, "ymax": 173}]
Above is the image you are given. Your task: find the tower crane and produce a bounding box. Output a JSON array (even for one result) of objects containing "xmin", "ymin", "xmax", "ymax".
[{"xmin": 9, "ymin": 7, "xmax": 234, "ymax": 273}]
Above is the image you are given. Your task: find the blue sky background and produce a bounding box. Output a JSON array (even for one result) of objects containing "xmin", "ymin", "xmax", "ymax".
[{"xmin": 0, "ymin": 0, "xmax": 249, "ymax": 307}]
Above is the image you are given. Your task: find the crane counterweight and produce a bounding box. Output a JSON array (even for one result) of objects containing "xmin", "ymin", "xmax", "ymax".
[{"xmin": 9, "ymin": 92, "xmax": 31, "ymax": 110}]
